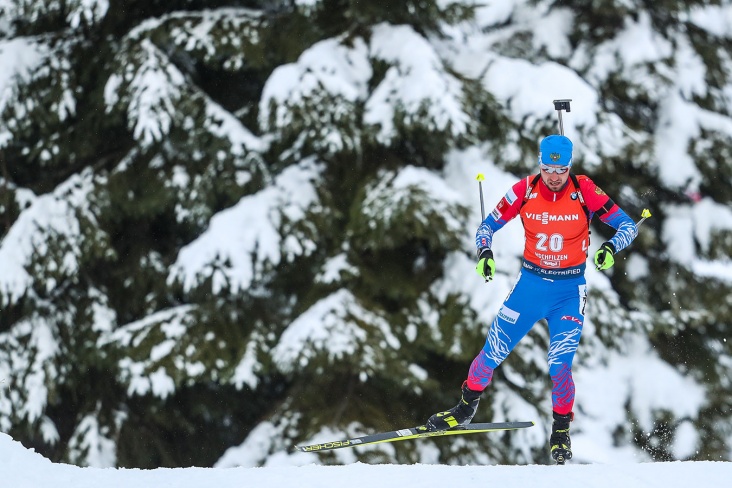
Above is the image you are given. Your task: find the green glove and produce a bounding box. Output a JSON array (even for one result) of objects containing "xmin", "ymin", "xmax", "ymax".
[
  {"xmin": 475, "ymin": 248, "xmax": 495, "ymax": 281},
  {"xmin": 594, "ymin": 242, "xmax": 616, "ymax": 270}
]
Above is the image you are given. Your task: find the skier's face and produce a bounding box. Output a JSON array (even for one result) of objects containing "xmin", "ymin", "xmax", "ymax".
[{"xmin": 540, "ymin": 164, "xmax": 570, "ymax": 192}]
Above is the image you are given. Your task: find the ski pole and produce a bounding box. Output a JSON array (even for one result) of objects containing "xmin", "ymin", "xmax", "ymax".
[
  {"xmin": 595, "ymin": 208, "xmax": 653, "ymax": 270},
  {"xmin": 476, "ymin": 173, "xmax": 486, "ymax": 221},
  {"xmin": 553, "ymin": 99, "xmax": 572, "ymax": 135}
]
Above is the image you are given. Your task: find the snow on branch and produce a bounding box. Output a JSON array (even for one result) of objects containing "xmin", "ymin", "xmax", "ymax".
[
  {"xmin": 168, "ymin": 159, "xmax": 323, "ymax": 294},
  {"xmin": 259, "ymin": 35, "xmax": 371, "ymax": 155},
  {"xmin": 354, "ymin": 165, "xmax": 469, "ymax": 251},
  {"xmin": 272, "ymin": 289, "xmax": 400, "ymax": 376},
  {"xmin": 0, "ymin": 170, "xmax": 96, "ymax": 307},
  {"xmin": 366, "ymin": 23, "xmax": 471, "ymax": 143},
  {"xmin": 104, "ymin": 39, "xmax": 188, "ymax": 147}
]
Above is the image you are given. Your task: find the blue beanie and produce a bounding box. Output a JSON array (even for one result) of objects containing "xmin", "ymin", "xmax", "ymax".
[{"xmin": 538, "ymin": 135, "xmax": 573, "ymax": 166}]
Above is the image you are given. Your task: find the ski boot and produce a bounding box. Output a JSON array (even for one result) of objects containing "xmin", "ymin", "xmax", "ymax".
[
  {"xmin": 426, "ymin": 381, "xmax": 482, "ymax": 431},
  {"xmin": 549, "ymin": 411, "xmax": 573, "ymax": 465}
]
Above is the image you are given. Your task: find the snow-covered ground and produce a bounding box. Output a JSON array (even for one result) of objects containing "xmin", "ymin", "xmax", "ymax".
[{"xmin": 2, "ymin": 431, "xmax": 729, "ymax": 488}]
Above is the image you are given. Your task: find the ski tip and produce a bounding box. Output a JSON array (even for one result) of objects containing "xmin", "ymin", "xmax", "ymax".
[{"xmin": 513, "ymin": 420, "xmax": 535, "ymax": 428}]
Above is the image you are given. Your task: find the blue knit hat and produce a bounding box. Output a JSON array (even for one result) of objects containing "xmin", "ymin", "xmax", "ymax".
[{"xmin": 538, "ymin": 135, "xmax": 573, "ymax": 167}]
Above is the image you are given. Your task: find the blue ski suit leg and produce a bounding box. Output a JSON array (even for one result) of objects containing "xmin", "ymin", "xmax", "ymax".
[{"xmin": 466, "ymin": 270, "xmax": 586, "ymax": 415}]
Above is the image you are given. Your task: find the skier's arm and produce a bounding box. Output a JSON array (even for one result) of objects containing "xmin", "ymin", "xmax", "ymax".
[
  {"xmin": 598, "ymin": 207, "xmax": 638, "ymax": 252},
  {"xmin": 580, "ymin": 178, "xmax": 638, "ymax": 253},
  {"xmin": 475, "ymin": 178, "xmax": 528, "ymax": 252}
]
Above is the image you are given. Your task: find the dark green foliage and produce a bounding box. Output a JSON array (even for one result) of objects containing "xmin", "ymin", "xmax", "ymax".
[
  {"xmin": 115, "ymin": 381, "xmax": 277, "ymax": 468},
  {"xmin": 0, "ymin": 160, "xmax": 21, "ymax": 239},
  {"xmin": 601, "ymin": 75, "xmax": 662, "ymax": 133},
  {"xmin": 691, "ymin": 130, "xmax": 732, "ymax": 204},
  {"xmin": 302, "ymin": 0, "xmax": 478, "ymax": 38},
  {"xmin": 567, "ymin": 0, "xmax": 634, "ymax": 45}
]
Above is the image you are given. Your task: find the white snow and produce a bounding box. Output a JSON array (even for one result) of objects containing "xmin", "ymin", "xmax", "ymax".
[
  {"xmin": 687, "ymin": 5, "xmax": 732, "ymax": 37},
  {"xmin": 0, "ymin": 431, "xmax": 730, "ymax": 488},
  {"xmin": 366, "ymin": 23, "xmax": 470, "ymax": 142},
  {"xmin": 66, "ymin": 0, "xmax": 109, "ymax": 29},
  {"xmin": 0, "ymin": 37, "xmax": 50, "ymax": 145}
]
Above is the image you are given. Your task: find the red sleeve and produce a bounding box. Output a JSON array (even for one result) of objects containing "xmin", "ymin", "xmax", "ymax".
[
  {"xmin": 578, "ymin": 175, "xmax": 617, "ymax": 217},
  {"xmin": 488, "ymin": 176, "xmax": 532, "ymax": 225}
]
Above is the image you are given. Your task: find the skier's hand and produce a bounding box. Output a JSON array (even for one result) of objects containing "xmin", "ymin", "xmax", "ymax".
[
  {"xmin": 594, "ymin": 242, "xmax": 616, "ymax": 270},
  {"xmin": 475, "ymin": 248, "xmax": 495, "ymax": 282}
]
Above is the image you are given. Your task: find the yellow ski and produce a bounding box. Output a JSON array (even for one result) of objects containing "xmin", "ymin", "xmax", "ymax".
[{"xmin": 295, "ymin": 421, "xmax": 535, "ymax": 452}]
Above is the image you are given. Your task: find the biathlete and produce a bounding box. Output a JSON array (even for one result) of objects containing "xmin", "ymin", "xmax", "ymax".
[{"xmin": 426, "ymin": 134, "xmax": 638, "ymax": 463}]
